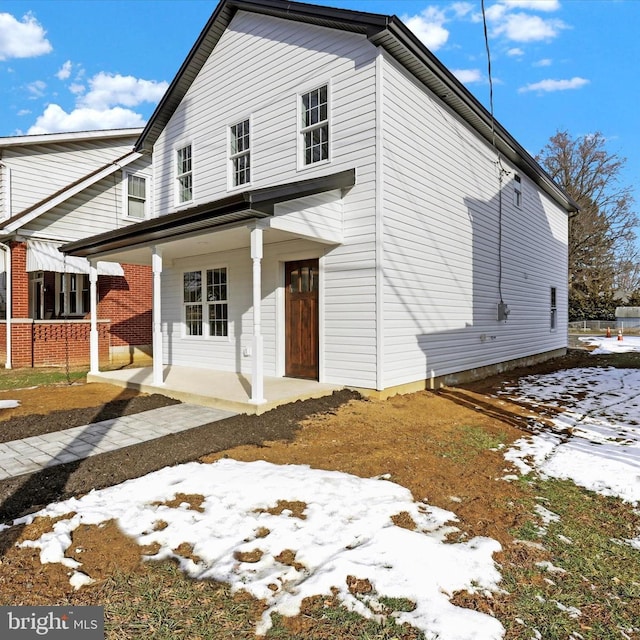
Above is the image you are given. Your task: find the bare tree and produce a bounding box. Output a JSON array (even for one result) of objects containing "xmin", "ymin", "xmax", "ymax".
[{"xmin": 537, "ymin": 131, "xmax": 638, "ymax": 302}]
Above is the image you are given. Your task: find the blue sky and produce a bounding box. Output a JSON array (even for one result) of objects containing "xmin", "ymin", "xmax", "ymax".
[{"xmin": 1, "ymin": 0, "xmax": 638, "ymax": 203}]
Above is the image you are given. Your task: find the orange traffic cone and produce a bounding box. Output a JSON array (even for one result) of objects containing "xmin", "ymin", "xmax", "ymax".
[
  {"xmin": 606, "ymin": 327, "xmax": 612, "ymax": 338},
  {"xmin": 618, "ymin": 329, "xmax": 623, "ymax": 341}
]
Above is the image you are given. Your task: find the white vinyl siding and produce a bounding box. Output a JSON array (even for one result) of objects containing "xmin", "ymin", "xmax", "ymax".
[
  {"xmin": 23, "ymin": 155, "xmax": 153, "ymax": 240},
  {"xmin": 380, "ymin": 52, "xmax": 568, "ymax": 388},
  {"xmin": 0, "ymin": 138, "xmax": 138, "ymax": 215},
  {"xmin": 154, "ymin": 10, "xmax": 379, "ymax": 388}
]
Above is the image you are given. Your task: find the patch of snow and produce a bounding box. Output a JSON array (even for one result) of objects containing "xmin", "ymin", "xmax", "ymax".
[
  {"xmin": 535, "ymin": 560, "xmax": 566, "ymax": 574},
  {"xmin": 13, "ymin": 459, "xmax": 505, "ymax": 640},
  {"xmin": 502, "ymin": 368, "xmax": 640, "ymax": 505},
  {"xmin": 579, "ymin": 335, "xmax": 640, "ymax": 354}
]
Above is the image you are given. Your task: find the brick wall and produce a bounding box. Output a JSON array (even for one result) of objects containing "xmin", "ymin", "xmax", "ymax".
[
  {"xmin": 0, "ymin": 242, "xmax": 152, "ymax": 368},
  {"xmin": 0, "ymin": 320, "xmax": 110, "ymax": 367},
  {"xmin": 98, "ymin": 263, "xmax": 152, "ymax": 347}
]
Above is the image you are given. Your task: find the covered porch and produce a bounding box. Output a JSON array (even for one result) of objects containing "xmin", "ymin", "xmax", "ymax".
[
  {"xmin": 89, "ymin": 365, "xmax": 343, "ymax": 415},
  {"xmin": 62, "ymin": 170, "xmax": 356, "ymax": 409}
]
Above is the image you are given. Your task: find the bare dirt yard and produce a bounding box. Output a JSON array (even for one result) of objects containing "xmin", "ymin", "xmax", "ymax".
[{"xmin": 0, "ymin": 347, "xmax": 638, "ymax": 638}]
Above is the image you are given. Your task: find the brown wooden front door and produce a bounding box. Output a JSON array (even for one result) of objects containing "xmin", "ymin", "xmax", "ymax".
[{"xmin": 285, "ymin": 259, "xmax": 319, "ymax": 380}]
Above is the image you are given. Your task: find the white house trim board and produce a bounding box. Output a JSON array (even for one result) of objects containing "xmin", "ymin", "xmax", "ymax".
[
  {"xmin": 250, "ymin": 226, "xmax": 265, "ymax": 404},
  {"xmin": 89, "ymin": 262, "xmax": 99, "ymax": 375},
  {"xmin": 0, "ymin": 128, "xmax": 143, "ymax": 148}
]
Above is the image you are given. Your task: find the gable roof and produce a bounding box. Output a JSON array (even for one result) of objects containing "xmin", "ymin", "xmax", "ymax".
[{"xmin": 135, "ymin": 0, "xmax": 577, "ymax": 213}]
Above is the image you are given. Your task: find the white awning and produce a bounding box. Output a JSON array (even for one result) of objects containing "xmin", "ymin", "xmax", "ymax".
[{"xmin": 26, "ymin": 240, "xmax": 124, "ymax": 276}]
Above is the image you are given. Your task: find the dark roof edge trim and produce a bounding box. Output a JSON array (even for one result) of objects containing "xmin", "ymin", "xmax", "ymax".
[
  {"xmin": 62, "ymin": 168, "xmax": 356, "ymax": 258},
  {"xmin": 375, "ymin": 19, "xmax": 578, "ymax": 213}
]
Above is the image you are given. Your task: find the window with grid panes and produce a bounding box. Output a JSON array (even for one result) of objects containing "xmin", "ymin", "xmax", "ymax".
[
  {"xmin": 176, "ymin": 144, "xmax": 193, "ymax": 203},
  {"xmin": 183, "ymin": 268, "xmax": 228, "ymax": 337},
  {"xmin": 230, "ymin": 119, "xmax": 250, "ymax": 187},
  {"xmin": 301, "ymin": 85, "xmax": 329, "ymax": 165}
]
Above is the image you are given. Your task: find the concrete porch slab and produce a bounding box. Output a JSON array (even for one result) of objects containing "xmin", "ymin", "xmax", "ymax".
[{"xmin": 88, "ymin": 365, "xmax": 343, "ymax": 414}]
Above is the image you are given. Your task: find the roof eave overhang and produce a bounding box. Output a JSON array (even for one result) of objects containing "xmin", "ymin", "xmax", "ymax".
[
  {"xmin": 62, "ymin": 168, "xmax": 356, "ymax": 258},
  {"xmin": 368, "ymin": 21, "xmax": 579, "ymax": 214}
]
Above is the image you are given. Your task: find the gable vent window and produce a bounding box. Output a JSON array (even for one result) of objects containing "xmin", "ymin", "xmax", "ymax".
[
  {"xmin": 230, "ymin": 119, "xmax": 251, "ymax": 187},
  {"xmin": 301, "ymin": 85, "xmax": 329, "ymax": 166},
  {"xmin": 514, "ymin": 174, "xmax": 522, "ymax": 207},
  {"xmin": 176, "ymin": 144, "xmax": 193, "ymax": 203}
]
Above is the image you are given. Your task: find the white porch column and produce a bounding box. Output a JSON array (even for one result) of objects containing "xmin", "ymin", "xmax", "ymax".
[
  {"xmin": 250, "ymin": 227, "xmax": 265, "ymax": 404},
  {"xmin": 152, "ymin": 247, "xmax": 165, "ymax": 386},
  {"xmin": 89, "ymin": 261, "xmax": 99, "ymax": 375}
]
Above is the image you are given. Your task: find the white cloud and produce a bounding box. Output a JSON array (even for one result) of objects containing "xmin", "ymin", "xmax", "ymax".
[
  {"xmin": 518, "ymin": 76, "xmax": 589, "ymax": 93},
  {"xmin": 27, "ymin": 104, "xmax": 146, "ymax": 134},
  {"xmin": 78, "ymin": 72, "xmax": 169, "ymax": 110},
  {"xmin": 494, "ymin": 13, "xmax": 566, "ymax": 41},
  {"xmin": 27, "ymin": 80, "xmax": 46, "ymax": 98},
  {"xmin": 56, "ymin": 60, "xmax": 72, "ymax": 80},
  {"xmin": 452, "ymin": 68, "xmax": 483, "ymax": 84},
  {"xmin": 501, "ymin": 0, "xmax": 560, "ymax": 11},
  {"xmin": 451, "ymin": 2, "xmax": 474, "ymax": 18},
  {"xmin": 17, "ymin": 109, "xmax": 31, "ymax": 116},
  {"xmin": 0, "ymin": 12, "xmax": 52, "ymax": 61},
  {"xmin": 402, "ymin": 7, "xmax": 449, "ymax": 51},
  {"xmin": 534, "ymin": 58, "xmax": 553, "ymax": 67},
  {"xmin": 25, "ymin": 70, "xmax": 169, "ymax": 134},
  {"xmin": 507, "ymin": 47, "xmax": 525, "ymax": 56}
]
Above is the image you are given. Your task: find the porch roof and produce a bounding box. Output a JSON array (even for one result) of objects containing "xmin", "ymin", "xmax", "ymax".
[{"xmin": 61, "ymin": 168, "xmax": 355, "ymax": 260}]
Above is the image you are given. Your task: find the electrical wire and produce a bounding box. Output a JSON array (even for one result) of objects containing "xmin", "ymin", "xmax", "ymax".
[{"xmin": 481, "ymin": 0, "xmax": 509, "ymax": 311}]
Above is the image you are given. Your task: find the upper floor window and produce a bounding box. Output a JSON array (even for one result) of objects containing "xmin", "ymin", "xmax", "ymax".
[
  {"xmin": 126, "ymin": 174, "xmax": 147, "ymax": 219},
  {"xmin": 300, "ymin": 85, "xmax": 329, "ymax": 166},
  {"xmin": 514, "ymin": 174, "xmax": 522, "ymax": 207},
  {"xmin": 176, "ymin": 144, "xmax": 193, "ymax": 204},
  {"xmin": 230, "ymin": 119, "xmax": 251, "ymax": 187}
]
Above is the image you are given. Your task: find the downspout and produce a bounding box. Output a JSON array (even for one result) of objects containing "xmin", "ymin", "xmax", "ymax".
[{"xmin": 0, "ymin": 242, "xmax": 11, "ymax": 369}]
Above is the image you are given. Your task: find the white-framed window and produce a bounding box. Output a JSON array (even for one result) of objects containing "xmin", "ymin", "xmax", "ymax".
[
  {"xmin": 183, "ymin": 267, "xmax": 228, "ymax": 337},
  {"xmin": 229, "ymin": 118, "xmax": 251, "ymax": 188},
  {"xmin": 300, "ymin": 85, "xmax": 329, "ymax": 166},
  {"xmin": 124, "ymin": 172, "xmax": 148, "ymax": 219},
  {"xmin": 56, "ymin": 273, "xmax": 90, "ymax": 317},
  {"xmin": 176, "ymin": 144, "xmax": 193, "ymax": 204},
  {"xmin": 514, "ymin": 174, "xmax": 522, "ymax": 207},
  {"xmin": 550, "ymin": 286, "xmax": 557, "ymax": 331}
]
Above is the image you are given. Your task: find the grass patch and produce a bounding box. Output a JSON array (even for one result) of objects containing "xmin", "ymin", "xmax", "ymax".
[
  {"xmin": 89, "ymin": 561, "xmax": 425, "ymax": 639},
  {"xmin": 0, "ymin": 366, "xmax": 87, "ymax": 390},
  {"xmin": 500, "ymin": 476, "xmax": 640, "ymax": 639},
  {"xmin": 434, "ymin": 424, "xmax": 506, "ymax": 462}
]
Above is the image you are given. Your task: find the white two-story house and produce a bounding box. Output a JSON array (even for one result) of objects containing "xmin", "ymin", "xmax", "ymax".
[{"xmin": 63, "ymin": 0, "xmax": 577, "ymax": 408}]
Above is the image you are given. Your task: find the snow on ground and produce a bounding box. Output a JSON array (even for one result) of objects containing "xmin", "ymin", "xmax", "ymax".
[
  {"xmin": 14, "ymin": 459, "xmax": 504, "ymax": 640},
  {"xmin": 502, "ymin": 367, "xmax": 640, "ymax": 506},
  {"xmin": 578, "ymin": 334, "xmax": 640, "ymax": 354}
]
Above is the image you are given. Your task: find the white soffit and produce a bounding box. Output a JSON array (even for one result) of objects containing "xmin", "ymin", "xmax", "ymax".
[{"xmin": 26, "ymin": 240, "xmax": 124, "ymax": 276}]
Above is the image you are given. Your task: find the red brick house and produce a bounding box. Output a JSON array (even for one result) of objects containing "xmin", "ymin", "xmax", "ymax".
[{"xmin": 0, "ymin": 128, "xmax": 152, "ymax": 368}]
